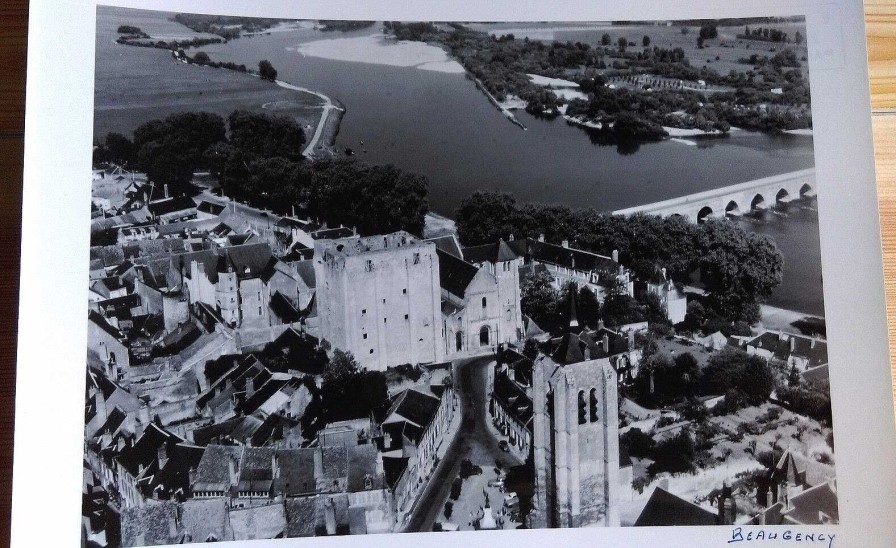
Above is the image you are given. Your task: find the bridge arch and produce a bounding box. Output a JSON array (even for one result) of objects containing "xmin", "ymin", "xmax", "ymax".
[
  {"xmin": 697, "ymin": 206, "xmax": 714, "ymax": 223},
  {"xmin": 750, "ymin": 193, "xmax": 767, "ymax": 210},
  {"xmin": 725, "ymin": 200, "xmax": 741, "ymax": 216},
  {"xmin": 776, "ymin": 188, "xmax": 790, "ymax": 203},
  {"xmin": 799, "ymin": 183, "xmax": 815, "ymax": 197}
]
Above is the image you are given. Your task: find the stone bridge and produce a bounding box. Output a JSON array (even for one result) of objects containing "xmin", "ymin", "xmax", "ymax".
[{"xmin": 613, "ymin": 168, "xmax": 816, "ymax": 222}]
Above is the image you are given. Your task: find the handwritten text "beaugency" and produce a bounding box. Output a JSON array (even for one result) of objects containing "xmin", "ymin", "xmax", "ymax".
[{"xmin": 728, "ymin": 528, "xmax": 835, "ymax": 548}]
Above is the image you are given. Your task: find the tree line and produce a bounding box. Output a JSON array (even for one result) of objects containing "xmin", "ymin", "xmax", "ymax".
[
  {"xmin": 456, "ymin": 191, "xmax": 783, "ymax": 323},
  {"xmin": 93, "ymin": 109, "xmax": 429, "ymax": 237}
]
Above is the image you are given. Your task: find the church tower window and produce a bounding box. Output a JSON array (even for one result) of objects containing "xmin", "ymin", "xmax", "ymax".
[
  {"xmin": 578, "ymin": 391, "xmax": 587, "ymax": 425},
  {"xmin": 589, "ymin": 388, "xmax": 599, "ymax": 422}
]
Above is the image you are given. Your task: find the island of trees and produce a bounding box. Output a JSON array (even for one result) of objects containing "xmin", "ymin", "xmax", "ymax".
[{"xmin": 383, "ymin": 20, "xmax": 811, "ymax": 140}]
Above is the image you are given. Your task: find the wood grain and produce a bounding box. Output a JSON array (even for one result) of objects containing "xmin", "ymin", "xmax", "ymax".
[
  {"xmin": 0, "ymin": 2, "xmax": 893, "ymax": 546},
  {"xmin": 867, "ymin": 0, "xmax": 896, "ymax": 110}
]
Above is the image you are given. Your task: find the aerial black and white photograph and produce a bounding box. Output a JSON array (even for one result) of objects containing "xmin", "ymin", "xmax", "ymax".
[{"xmin": 83, "ymin": 6, "xmax": 835, "ymax": 546}]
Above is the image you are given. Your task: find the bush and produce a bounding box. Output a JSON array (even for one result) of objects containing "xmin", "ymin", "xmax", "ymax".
[
  {"xmin": 620, "ymin": 428, "xmax": 656, "ymax": 458},
  {"xmin": 444, "ymin": 501, "xmax": 454, "ymax": 519},
  {"xmin": 648, "ymin": 428, "xmax": 696, "ymax": 475},
  {"xmin": 460, "ymin": 458, "xmax": 482, "ymax": 479},
  {"xmin": 450, "ymin": 477, "xmax": 462, "ymax": 500}
]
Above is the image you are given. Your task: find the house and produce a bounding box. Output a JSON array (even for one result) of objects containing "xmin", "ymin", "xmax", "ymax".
[
  {"xmin": 634, "ymin": 486, "xmax": 718, "ymax": 526},
  {"xmin": 147, "ymin": 196, "xmax": 199, "ymax": 224},
  {"xmin": 753, "ymin": 449, "xmax": 838, "ymax": 525},
  {"xmin": 378, "ymin": 382, "xmax": 456, "ymax": 517},
  {"xmin": 490, "ymin": 365, "xmax": 534, "ymax": 456},
  {"xmin": 745, "ymin": 331, "xmax": 828, "ymax": 372},
  {"xmin": 646, "ymin": 267, "xmax": 687, "ymax": 324}
]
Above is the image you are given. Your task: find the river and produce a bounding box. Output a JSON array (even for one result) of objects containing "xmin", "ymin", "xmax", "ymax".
[{"xmin": 95, "ymin": 12, "xmax": 824, "ymax": 317}]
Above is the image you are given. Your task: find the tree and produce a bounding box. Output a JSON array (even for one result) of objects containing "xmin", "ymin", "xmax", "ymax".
[
  {"xmin": 133, "ymin": 112, "xmax": 226, "ymax": 185},
  {"xmin": 455, "ymin": 191, "xmax": 522, "ymax": 246},
  {"xmin": 258, "ymin": 59, "xmax": 278, "ymax": 81},
  {"xmin": 620, "ymin": 428, "xmax": 655, "ymax": 458},
  {"xmin": 601, "ymin": 33, "xmax": 611, "ymax": 46},
  {"xmin": 648, "ymin": 428, "xmax": 696, "ymax": 475},
  {"xmin": 642, "ymin": 35, "xmax": 651, "ymax": 47},
  {"xmin": 701, "ymin": 348, "xmax": 774, "ymax": 405},
  {"xmin": 104, "ymin": 132, "xmax": 135, "ymax": 165},
  {"xmin": 697, "ymin": 36, "xmax": 705, "ymax": 48},
  {"xmin": 617, "ymin": 36, "xmax": 628, "ymax": 52},
  {"xmin": 320, "ymin": 350, "xmax": 389, "ymax": 423},
  {"xmin": 192, "ymin": 51, "xmax": 211, "ymax": 65},
  {"xmin": 699, "ymin": 24, "xmax": 718, "ymax": 40},
  {"xmin": 227, "ymin": 110, "xmax": 306, "ymax": 162},
  {"xmin": 521, "ymin": 270, "xmax": 561, "ymax": 334},
  {"xmin": 308, "ymin": 160, "xmax": 429, "ymax": 235},
  {"xmin": 324, "ymin": 349, "xmax": 360, "ymax": 384}
]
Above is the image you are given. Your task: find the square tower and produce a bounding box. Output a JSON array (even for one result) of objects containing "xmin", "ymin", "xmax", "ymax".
[
  {"xmin": 314, "ymin": 232, "xmax": 444, "ymax": 371},
  {"xmin": 532, "ymin": 354, "xmax": 619, "ymax": 528}
]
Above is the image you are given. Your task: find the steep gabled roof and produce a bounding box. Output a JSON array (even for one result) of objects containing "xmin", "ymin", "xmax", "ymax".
[
  {"xmin": 436, "ymin": 248, "xmax": 480, "ymax": 299},
  {"xmin": 635, "ymin": 487, "xmax": 718, "ymax": 526},
  {"xmin": 462, "ymin": 239, "xmax": 519, "ymax": 264}
]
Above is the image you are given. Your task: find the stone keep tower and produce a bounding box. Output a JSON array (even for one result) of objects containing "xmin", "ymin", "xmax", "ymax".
[
  {"xmin": 531, "ymin": 354, "xmax": 620, "ymax": 528},
  {"xmin": 314, "ymin": 232, "xmax": 445, "ymax": 372}
]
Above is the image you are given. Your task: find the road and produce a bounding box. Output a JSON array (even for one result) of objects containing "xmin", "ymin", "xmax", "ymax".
[{"xmin": 404, "ymin": 355, "xmax": 522, "ymax": 532}]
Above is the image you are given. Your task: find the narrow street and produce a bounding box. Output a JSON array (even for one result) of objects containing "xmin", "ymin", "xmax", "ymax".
[{"xmin": 404, "ymin": 355, "xmax": 522, "ymax": 532}]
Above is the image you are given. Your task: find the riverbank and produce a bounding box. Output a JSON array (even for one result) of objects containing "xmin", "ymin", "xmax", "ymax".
[
  {"xmin": 759, "ymin": 304, "xmax": 825, "ymax": 336},
  {"xmin": 270, "ymin": 78, "xmax": 345, "ymax": 158}
]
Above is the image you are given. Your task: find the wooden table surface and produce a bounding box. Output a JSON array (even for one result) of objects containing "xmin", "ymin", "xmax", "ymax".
[{"xmin": 0, "ymin": 2, "xmax": 894, "ymax": 546}]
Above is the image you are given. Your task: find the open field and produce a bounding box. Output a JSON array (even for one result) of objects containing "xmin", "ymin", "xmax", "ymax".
[
  {"xmin": 469, "ymin": 21, "xmax": 810, "ymax": 81},
  {"xmin": 94, "ymin": 6, "xmax": 324, "ymax": 141}
]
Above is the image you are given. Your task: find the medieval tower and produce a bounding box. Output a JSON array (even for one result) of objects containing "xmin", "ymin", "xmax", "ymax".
[
  {"xmin": 313, "ymin": 232, "xmax": 445, "ymax": 371},
  {"xmin": 531, "ymin": 339, "xmax": 620, "ymax": 528}
]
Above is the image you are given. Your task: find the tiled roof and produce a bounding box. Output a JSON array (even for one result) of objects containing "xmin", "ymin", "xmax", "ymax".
[
  {"xmin": 180, "ymin": 499, "xmax": 229, "ymax": 543},
  {"xmin": 510, "ymin": 238, "xmax": 618, "ymax": 273},
  {"xmin": 192, "ymin": 445, "xmax": 242, "ymax": 490},
  {"xmin": 462, "ymin": 239, "xmax": 519, "ymax": 264},
  {"xmin": 120, "ymin": 500, "xmax": 181, "ymax": 547},
  {"xmin": 436, "ymin": 248, "xmax": 480, "ymax": 299},
  {"xmin": 386, "ymin": 388, "xmax": 441, "ymax": 431},
  {"xmin": 493, "ymin": 370, "xmax": 533, "ymax": 427},
  {"xmin": 229, "ymin": 503, "xmax": 286, "ymax": 541},
  {"xmin": 275, "ymin": 448, "xmax": 317, "ymax": 496},
  {"xmin": 784, "ymin": 482, "xmax": 838, "ymax": 525},
  {"xmin": 427, "ymin": 235, "xmax": 463, "ymax": 258},
  {"xmin": 148, "ymin": 196, "xmax": 197, "ymax": 217},
  {"xmin": 284, "ymin": 497, "xmax": 316, "ymax": 537},
  {"xmin": 634, "ymin": 487, "xmax": 718, "ymax": 526},
  {"xmin": 196, "ymin": 201, "xmax": 225, "ymax": 215}
]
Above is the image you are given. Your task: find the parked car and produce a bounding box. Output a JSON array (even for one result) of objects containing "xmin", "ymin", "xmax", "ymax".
[{"xmin": 488, "ymin": 478, "xmax": 505, "ymax": 488}]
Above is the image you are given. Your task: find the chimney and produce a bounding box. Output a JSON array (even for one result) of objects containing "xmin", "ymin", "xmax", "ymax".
[
  {"xmin": 583, "ymin": 347, "xmax": 591, "ymax": 360},
  {"xmin": 790, "ymin": 337, "xmax": 796, "ymax": 352},
  {"xmin": 612, "ymin": 249, "xmax": 619, "ymax": 263},
  {"xmin": 561, "ymin": 239, "xmax": 569, "ymax": 248},
  {"xmin": 228, "ymin": 454, "xmax": 239, "ymax": 487},
  {"xmin": 661, "ymin": 267, "xmax": 667, "ymax": 281},
  {"xmin": 602, "ymin": 334, "xmax": 610, "ymax": 353},
  {"xmin": 766, "ymin": 487, "xmax": 774, "ymax": 508},
  {"xmin": 246, "ymin": 376, "xmax": 255, "ymax": 398},
  {"xmin": 291, "ymin": 204, "xmax": 296, "ymax": 217},
  {"xmin": 272, "ymin": 451, "xmax": 280, "ymax": 479},
  {"xmin": 810, "ymin": 338, "xmax": 816, "ymax": 348},
  {"xmin": 538, "ymin": 233, "xmax": 545, "ymax": 242},
  {"xmin": 164, "ymin": 184, "xmax": 169, "ymax": 199},
  {"xmin": 508, "ymin": 233, "xmax": 514, "ymax": 241}
]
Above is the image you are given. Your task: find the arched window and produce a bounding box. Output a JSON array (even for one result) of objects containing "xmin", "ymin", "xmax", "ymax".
[
  {"xmin": 482, "ymin": 296, "xmax": 487, "ymax": 308},
  {"xmin": 589, "ymin": 388, "xmax": 599, "ymax": 422},
  {"xmin": 578, "ymin": 391, "xmax": 587, "ymax": 425},
  {"xmin": 479, "ymin": 325, "xmax": 490, "ymax": 346}
]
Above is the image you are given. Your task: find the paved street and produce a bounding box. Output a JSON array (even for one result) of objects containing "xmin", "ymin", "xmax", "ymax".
[{"xmin": 404, "ymin": 355, "xmax": 522, "ymax": 532}]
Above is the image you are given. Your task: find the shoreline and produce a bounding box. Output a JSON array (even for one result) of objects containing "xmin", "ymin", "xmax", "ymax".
[
  {"xmin": 759, "ymin": 304, "xmax": 825, "ymax": 336},
  {"xmin": 271, "ymin": 78, "xmax": 345, "ymax": 158}
]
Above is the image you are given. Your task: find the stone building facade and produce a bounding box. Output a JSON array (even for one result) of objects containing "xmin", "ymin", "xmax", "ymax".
[
  {"xmin": 531, "ymin": 352, "xmax": 620, "ymax": 528},
  {"xmin": 313, "ymin": 232, "xmax": 445, "ymax": 372}
]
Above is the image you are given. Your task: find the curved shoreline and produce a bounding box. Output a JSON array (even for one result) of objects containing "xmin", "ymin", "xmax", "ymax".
[{"xmin": 272, "ymin": 79, "xmax": 345, "ymax": 158}]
